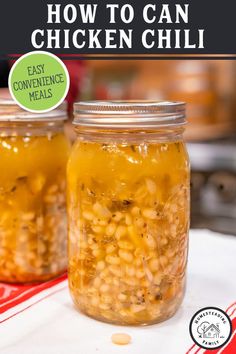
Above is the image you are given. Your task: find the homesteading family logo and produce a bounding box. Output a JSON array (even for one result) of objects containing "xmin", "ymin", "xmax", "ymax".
[{"xmin": 189, "ymin": 307, "xmax": 232, "ymax": 350}]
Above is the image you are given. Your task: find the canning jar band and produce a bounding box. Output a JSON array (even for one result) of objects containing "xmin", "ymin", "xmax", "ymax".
[
  {"xmin": 73, "ymin": 101, "xmax": 186, "ymax": 129},
  {"xmin": 0, "ymin": 99, "xmax": 67, "ymax": 122}
]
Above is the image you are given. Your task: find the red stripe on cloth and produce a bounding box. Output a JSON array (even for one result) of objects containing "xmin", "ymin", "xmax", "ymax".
[
  {"xmin": 0, "ymin": 286, "xmax": 67, "ymax": 324},
  {"xmin": 226, "ymin": 303, "xmax": 236, "ymax": 314},
  {"xmin": 228, "ymin": 308, "xmax": 236, "ymax": 319},
  {"xmin": 220, "ymin": 330, "xmax": 236, "ymax": 354},
  {"xmin": 0, "ymin": 274, "xmax": 67, "ymax": 314},
  {"xmin": 186, "ymin": 343, "xmax": 196, "ymax": 354}
]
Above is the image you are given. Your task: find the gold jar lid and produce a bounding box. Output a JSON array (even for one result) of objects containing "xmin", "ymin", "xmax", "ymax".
[
  {"xmin": 73, "ymin": 100, "xmax": 186, "ymax": 129},
  {"xmin": 0, "ymin": 99, "xmax": 67, "ymax": 122}
]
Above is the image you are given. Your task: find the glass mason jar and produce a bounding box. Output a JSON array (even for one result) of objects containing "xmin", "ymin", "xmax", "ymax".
[
  {"xmin": 0, "ymin": 99, "xmax": 70, "ymax": 283},
  {"xmin": 67, "ymin": 101, "xmax": 190, "ymax": 325}
]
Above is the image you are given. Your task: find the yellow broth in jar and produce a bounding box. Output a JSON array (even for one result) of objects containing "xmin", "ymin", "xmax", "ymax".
[
  {"xmin": 0, "ymin": 131, "xmax": 70, "ymax": 283},
  {"xmin": 67, "ymin": 139, "xmax": 190, "ymax": 325}
]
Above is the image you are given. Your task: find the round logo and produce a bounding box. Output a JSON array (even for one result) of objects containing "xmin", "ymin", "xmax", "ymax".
[
  {"xmin": 189, "ymin": 307, "xmax": 232, "ymax": 350},
  {"xmin": 9, "ymin": 51, "xmax": 70, "ymax": 113}
]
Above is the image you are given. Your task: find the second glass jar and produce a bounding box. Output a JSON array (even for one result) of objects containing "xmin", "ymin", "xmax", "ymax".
[
  {"xmin": 0, "ymin": 100, "xmax": 70, "ymax": 283},
  {"xmin": 67, "ymin": 101, "xmax": 190, "ymax": 325}
]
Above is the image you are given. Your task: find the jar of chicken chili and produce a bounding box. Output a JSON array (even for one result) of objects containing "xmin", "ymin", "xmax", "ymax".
[
  {"xmin": 67, "ymin": 101, "xmax": 190, "ymax": 325},
  {"xmin": 0, "ymin": 99, "xmax": 70, "ymax": 283}
]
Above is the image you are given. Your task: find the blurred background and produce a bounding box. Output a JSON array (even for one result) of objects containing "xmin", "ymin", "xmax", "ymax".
[{"xmin": 1, "ymin": 59, "xmax": 236, "ymax": 235}]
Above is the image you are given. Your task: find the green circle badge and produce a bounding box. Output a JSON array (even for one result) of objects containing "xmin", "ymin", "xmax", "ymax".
[{"xmin": 9, "ymin": 51, "xmax": 70, "ymax": 113}]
